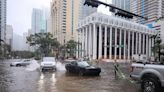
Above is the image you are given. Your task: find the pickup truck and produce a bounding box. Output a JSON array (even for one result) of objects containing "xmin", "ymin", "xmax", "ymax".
[{"xmin": 130, "ymin": 63, "xmax": 164, "ymax": 92}]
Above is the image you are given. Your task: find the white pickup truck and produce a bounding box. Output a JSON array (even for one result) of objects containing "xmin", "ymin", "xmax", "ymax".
[{"xmin": 130, "ymin": 63, "xmax": 164, "ymax": 92}]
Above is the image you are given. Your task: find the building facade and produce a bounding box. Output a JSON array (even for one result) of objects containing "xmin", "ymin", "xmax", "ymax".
[
  {"xmin": 6, "ymin": 25, "xmax": 13, "ymax": 49},
  {"xmin": 112, "ymin": 0, "xmax": 130, "ymax": 11},
  {"xmin": 79, "ymin": 0, "xmax": 97, "ymax": 20},
  {"xmin": 0, "ymin": 0, "xmax": 7, "ymax": 44},
  {"xmin": 31, "ymin": 8, "xmax": 49, "ymax": 34},
  {"xmin": 22, "ymin": 32, "xmax": 29, "ymax": 51},
  {"xmin": 77, "ymin": 13, "xmax": 155, "ymax": 60},
  {"xmin": 131, "ymin": 0, "xmax": 164, "ymax": 24},
  {"xmin": 51, "ymin": 0, "xmax": 82, "ymax": 44}
]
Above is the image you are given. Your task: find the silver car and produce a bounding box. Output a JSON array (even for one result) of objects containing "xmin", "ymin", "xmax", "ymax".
[
  {"xmin": 40, "ymin": 57, "xmax": 56, "ymax": 71},
  {"xmin": 10, "ymin": 59, "xmax": 31, "ymax": 67}
]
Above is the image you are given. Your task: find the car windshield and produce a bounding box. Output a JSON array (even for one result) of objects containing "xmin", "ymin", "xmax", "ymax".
[
  {"xmin": 24, "ymin": 60, "xmax": 30, "ymax": 62},
  {"xmin": 43, "ymin": 57, "xmax": 55, "ymax": 62},
  {"xmin": 78, "ymin": 61, "xmax": 90, "ymax": 67}
]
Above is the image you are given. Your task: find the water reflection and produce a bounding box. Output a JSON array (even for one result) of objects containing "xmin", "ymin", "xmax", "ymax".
[
  {"xmin": 38, "ymin": 73, "xmax": 45, "ymax": 92},
  {"xmin": 51, "ymin": 73, "xmax": 56, "ymax": 82}
]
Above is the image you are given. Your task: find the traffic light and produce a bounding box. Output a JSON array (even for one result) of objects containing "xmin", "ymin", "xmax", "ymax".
[
  {"xmin": 109, "ymin": 7, "xmax": 115, "ymax": 13},
  {"xmin": 84, "ymin": 0, "xmax": 100, "ymax": 8},
  {"xmin": 115, "ymin": 10, "xmax": 133, "ymax": 19}
]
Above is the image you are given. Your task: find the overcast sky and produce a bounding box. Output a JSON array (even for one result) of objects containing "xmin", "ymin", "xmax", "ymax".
[{"xmin": 7, "ymin": 0, "xmax": 111, "ymax": 36}]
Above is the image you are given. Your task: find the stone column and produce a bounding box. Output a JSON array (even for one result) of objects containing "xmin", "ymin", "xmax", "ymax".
[
  {"xmin": 98, "ymin": 24, "xmax": 102, "ymax": 59},
  {"xmin": 109, "ymin": 27, "xmax": 112, "ymax": 59},
  {"xmin": 104, "ymin": 25, "xmax": 107, "ymax": 59},
  {"xmin": 139, "ymin": 33, "xmax": 141, "ymax": 54},
  {"xmin": 85, "ymin": 26, "xmax": 88, "ymax": 56},
  {"xmin": 124, "ymin": 30, "xmax": 126, "ymax": 59},
  {"xmin": 89, "ymin": 24, "xmax": 92, "ymax": 58},
  {"xmin": 132, "ymin": 31, "xmax": 134, "ymax": 56},
  {"xmin": 146, "ymin": 34, "xmax": 149, "ymax": 58},
  {"xmin": 119, "ymin": 29, "xmax": 122, "ymax": 59},
  {"xmin": 128, "ymin": 30, "xmax": 130, "ymax": 59},
  {"xmin": 115, "ymin": 28, "xmax": 117, "ymax": 59},
  {"xmin": 149, "ymin": 35, "xmax": 151, "ymax": 57},
  {"xmin": 136, "ymin": 32, "xmax": 138, "ymax": 54},
  {"xmin": 143, "ymin": 34, "xmax": 145, "ymax": 54},
  {"xmin": 82, "ymin": 28, "xmax": 85, "ymax": 57},
  {"xmin": 152, "ymin": 37, "xmax": 154, "ymax": 56},
  {"xmin": 93, "ymin": 23, "xmax": 97, "ymax": 59}
]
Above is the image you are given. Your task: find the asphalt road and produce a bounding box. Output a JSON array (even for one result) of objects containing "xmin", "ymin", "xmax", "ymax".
[{"xmin": 0, "ymin": 59, "xmax": 141, "ymax": 92}]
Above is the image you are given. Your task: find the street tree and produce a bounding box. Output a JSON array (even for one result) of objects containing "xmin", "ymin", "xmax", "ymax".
[
  {"xmin": 26, "ymin": 33, "xmax": 60, "ymax": 57},
  {"xmin": 65, "ymin": 40, "xmax": 79, "ymax": 58},
  {"xmin": 151, "ymin": 36, "xmax": 164, "ymax": 63}
]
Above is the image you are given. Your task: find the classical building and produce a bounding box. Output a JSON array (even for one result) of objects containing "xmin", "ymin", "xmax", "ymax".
[{"xmin": 77, "ymin": 13, "xmax": 155, "ymax": 60}]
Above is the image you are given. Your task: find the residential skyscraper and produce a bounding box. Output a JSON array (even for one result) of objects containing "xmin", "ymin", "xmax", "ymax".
[
  {"xmin": 112, "ymin": 0, "xmax": 130, "ymax": 11},
  {"xmin": 131, "ymin": 0, "xmax": 164, "ymax": 24},
  {"xmin": 51, "ymin": 0, "xmax": 81, "ymax": 44},
  {"xmin": 79, "ymin": 0, "xmax": 97, "ymax": 20},
  {"xmin": 0, "ymin": 0, "xmax": 7, "ymax": 44}
]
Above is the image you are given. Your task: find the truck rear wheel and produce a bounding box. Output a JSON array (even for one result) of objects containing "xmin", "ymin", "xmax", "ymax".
[{"xmin": 141, "ymin": 77, "xmax": 161, "ymax": 92}]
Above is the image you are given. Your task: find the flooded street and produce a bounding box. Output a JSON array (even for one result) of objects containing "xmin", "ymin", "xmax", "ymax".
[{"xmin": 0, "ymin": 59, "xmax": 141, "ymax": 92}]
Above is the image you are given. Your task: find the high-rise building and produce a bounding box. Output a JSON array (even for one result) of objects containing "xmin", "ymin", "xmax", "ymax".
[
  {"xmin": 12, "ymin": 33, "xmax": 23, "ymax": 51},
  {"xmin": 0, "ymin": 0, "xmax": 7, "ymax": 44},
  {"xmin": 22, "ymin": 32, "xmax": 29, "ymax": 51},
  {"xmin": 31, "ymin": 8, "xmax": 49, "ymax": 34},
  {"xmin": 79, "ymin": 0, "xmax": 97, "ymax": 20},
  {"xmin": 6, "ymin": 25, "xmax": 13, "ymax": 49},
  {"xmin": 131, "ymin": 0, "xmax": 164, "ymax": 24},
  {"xmin": 51, "ymin": 0, "xmax": 81, "ymax": 44},
  {"xmin": 112, "ymin": 0, "xmax": 130, "ymax": 11},
  {"xmin": 31, "ymin": 8, "xmax": 43, "ymax": 33}
]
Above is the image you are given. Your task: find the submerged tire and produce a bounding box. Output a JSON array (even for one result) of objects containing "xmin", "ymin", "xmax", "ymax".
[{"xmin": 141, "ymin": 77, "xmax": 161, "ymax": 92}]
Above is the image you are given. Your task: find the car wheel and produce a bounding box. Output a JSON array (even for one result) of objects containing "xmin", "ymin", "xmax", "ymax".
[
  {"xmin": 141, "ymin": 77, "xmax": 161, "ymax": 92},
  {"xmin": 42, "ymin": 69, "xmax": 45, "ymax": 72},
  {"xmin": 16, "ymin": 64, "xmax": 21, "ymax": 67}
]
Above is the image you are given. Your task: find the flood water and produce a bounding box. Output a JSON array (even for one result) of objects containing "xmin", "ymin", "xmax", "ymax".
[{"xmin": 0, "ymin": 59, "xmax": 141, "ymax": 92}]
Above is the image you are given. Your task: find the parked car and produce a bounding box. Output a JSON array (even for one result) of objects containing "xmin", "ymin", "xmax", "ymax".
[
  {"xmin": 130, "ymin": 62, "xmax": 164, "ymax": 92},
  {"xmin": 40, "ymin": 57, "xmax": 56, "ymax": 71},
  {"xmin": 65, "ymin": 60, "xmax": 101, "ymax": 76},
  {"xmin": 10, "ymin": 59, "xmax": 31, "ymax": 67}
]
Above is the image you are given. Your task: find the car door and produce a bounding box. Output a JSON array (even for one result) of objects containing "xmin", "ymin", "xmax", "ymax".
[
  {"xmin": 22, "ymin": 60, "xmax": 30, "ymax": 66},
  {"xmin": 70, "ymin": 61, "xmax": 78, "ymax": 73}
]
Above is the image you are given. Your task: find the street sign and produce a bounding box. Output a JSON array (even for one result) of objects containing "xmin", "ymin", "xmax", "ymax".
[{"xmin": 105, "ymin": 45, "xmax": 124, "ymax": 47}]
